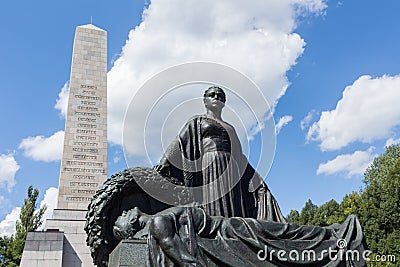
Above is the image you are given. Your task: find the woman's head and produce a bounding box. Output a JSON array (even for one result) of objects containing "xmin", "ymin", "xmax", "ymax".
[
  {"xmin": 203, "ymin": 86, "xmax": 226, "ymax": 103},
  {"xmin": 203, "ymin": 86, "xmax": 226, "ymax": 112}
]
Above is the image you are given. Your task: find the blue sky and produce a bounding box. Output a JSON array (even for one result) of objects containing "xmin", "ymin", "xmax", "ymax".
[{"xmin": 1, "ymin": 0, "xmax": 399, "ymax": 235}]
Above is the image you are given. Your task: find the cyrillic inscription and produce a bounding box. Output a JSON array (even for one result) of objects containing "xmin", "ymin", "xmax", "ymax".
[
  {"xmin": 72, "ymin": 147, "xmax": 99, "ymax": 153},
  {"xmin": 77, "ymin": 123, "xmax": 97, "ymax": 128},
  {"xmin": 80, "ymin": 84, "xmax": 97, "ymax": 90},
  {"xmin": 65, "ymin": 161, "xmax": 103, "ymax": 167},
  {"xmin": 77, "ymin": 106, "xmax": 99, "ymax": 111},
  {"xmin": 63, "ymin": 167, "xmax": 105, "ymax": 174},
  {"xmin": 76, "ymin": 129, "xmax": 97, "ymax": 134},
  {"xmin": 75, "ymin": 111, "xmax": 101, "ymax": 117},
  {"xmin": 73, "ymin": 141, "xmax": 98, "ymax": 147},
  {"xmin": 73, "ymin": 154, "xmax": 97, "ymax": 160},
  {"xmin": 81, "ymin": 100, "xmax": 96, "ymax": 105},
  {"xmin": 66, "ymin": 196, "xmax": 93, "ymax": 202},
  {"xmin": 70, "ymin": 182, "xmax": 98, "ymax": 187},
  {"xmin": 75, "ymin": 135, "xmax": 98, "ymax": 141},
  {"xmin": 82, "ymin": 90, "xmax": 96, "ymax": 95},
  {"xmin": 78, "ymin": 117, "xmax": 97, "ymax": 122},
  {"xmin": 70, "ymin": 189, "xmax": 96, "ymax": 194},
  {"xmin": 73, "ymin": 174, "xmax": 96, "ymax": 180}
]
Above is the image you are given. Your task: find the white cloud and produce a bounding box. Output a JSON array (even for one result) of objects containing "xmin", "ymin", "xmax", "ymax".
[
  {"xmin": 38, "ymin": 187, "xmax": 58, "ymax": 230},
  {"xmin": 19, "ymin": 131, "xmax": 64, "ymax": 162},
  {"xmin": 307, "ymin": 75, "xmax": 400, "ymax": 151},
  {"xmin": 107, "ymin": 0, "xmax": 326, "ymax": 157},
  {"xmin": 293, "ymin": 0, "xmax": 327, "ymax": 15},
  {"xmin": 317, "ymin": 147, "xmax": 376, "ymax": 178},
  {"xmin": 113, "ymin": 156, "xmax": 120, "ymax": 164},
  {"xmin": 0, "ymin": 154, "xmax": 20, "ymax": 191},
  {"xmin": 19, "ymin": 84, "xmax": 67, "ymax": 163},
  {"xmin": 0, "ymin": 207, "xmax": 20, "ymax": 236},
  {"xmin": 276, "ymin": 115, "xmax": 293, "ymax": 134},
  {"xmin": 300, "ymin": 109, "xmax": 317, "ymax": 130},
  {"xmin": 0, "ymin": 187, "xmax": 57, "ymax": 235},
  {"xmin": 54, "ymin": 81, "xmax": 69, "ymax": 118},
  {"xmin": 385, "ymin": 137, "xmax": 400, "ymax": 147}
]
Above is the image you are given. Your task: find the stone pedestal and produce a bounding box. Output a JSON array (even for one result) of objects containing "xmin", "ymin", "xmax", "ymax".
[
  {"xmin": 21, "ymin": 210, "xmax": 93, "ymax": 267},
  {"xmin": 45, "ymin": 209, "xmax": 92, "ymax": 266},
  {"xmin": 20, "ymin": 231, "xmax": 64, "ymax": 267},
  {"xmin": 108, "ymin": 240, "xmax": 147, "ymax": 267}
]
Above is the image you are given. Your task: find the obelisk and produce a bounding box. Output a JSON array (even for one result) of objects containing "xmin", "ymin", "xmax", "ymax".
[
  {"xmin": 57, "ymin": 23, "xmax": 107, "ymax": 210},
  {"xmin": 20, "ymin": 24, "xmax": 107, "ymax": 267}
]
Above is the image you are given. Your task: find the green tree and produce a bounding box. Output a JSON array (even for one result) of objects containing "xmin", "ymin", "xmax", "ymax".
[
  {"xmin": 361, "ymin": 144, "xmax": 400, "ymax": 262},
  {"xmin": 298, "ymin": 199, "xmax": 318, "ymax": 225},
  {"xmin": 337, "ymin": 191, "xmax": 362, "ymax": 222},
  {"xmin": 0, "ymin": 236, "xmax": 17, "ymax": 267},
  {"xmin": 311, "ymin": 199, "xmax": 340, "ymax": 226},
  {"xmin": 286, "ymin": 209, "xmax": 300, "ymax": 224},
  {"xmin": 339, "ymin": 191, "xmax": 362, "ymax": 217},
  {"xmin": 285, "ymin": 145, "xmax": 400, "ymax": 266},
  {"xmin": 0, "ymin": 185, "xmax": 46, "ymax": 267}
]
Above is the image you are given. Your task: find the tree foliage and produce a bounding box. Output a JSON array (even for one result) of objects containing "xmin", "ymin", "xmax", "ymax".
[
  {"xmin": 298, "ymin": 199, "xmax": 318, "ymax": 225},
  {"xmin": 361, "ymin": 145, "xmax": 400, "ymax": 263},
  {"xmin": 312, "ymin": 199, "xmax": 340, "ymax": 226},
  {"xmin": 286, "ymin": 144, "xmax": 400, "ymax": 266},
  {"xmin": 286, "ymin": 209, "xmax": 300, "ymax": 224},
  {"xmin": 0, "ymin": 185, "xmax": 46, "ymax": 267}
]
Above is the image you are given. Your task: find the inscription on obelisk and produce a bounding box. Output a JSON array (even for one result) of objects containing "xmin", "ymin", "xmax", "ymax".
[{"xmin": 57, "ymin": 24, "xmax": 107, "ymax": 210}]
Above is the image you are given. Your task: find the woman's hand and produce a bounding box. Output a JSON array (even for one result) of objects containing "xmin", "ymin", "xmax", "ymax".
[{"xmin": 154, "ymin": 159, "xmax": 171, "ymax": 177}]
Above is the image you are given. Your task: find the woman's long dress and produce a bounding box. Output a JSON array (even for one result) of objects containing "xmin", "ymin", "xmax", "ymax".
[{"xmin": 156, "ymin": 115, "xmax": 286, "ymax": 222}]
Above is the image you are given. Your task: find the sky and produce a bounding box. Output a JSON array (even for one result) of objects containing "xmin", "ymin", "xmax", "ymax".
[{"xmin": 1, "ymin": 0, "xmax": 400, "ymax": 236}]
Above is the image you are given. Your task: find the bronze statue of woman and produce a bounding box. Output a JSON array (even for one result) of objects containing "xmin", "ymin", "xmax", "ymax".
[
  {"xmin": 155, "ymin": 86, "xmax": 285, "ymax": 221},
  {"xmin": 86, "ymin": 86, "xmax": 368, "ymax": 267}
]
